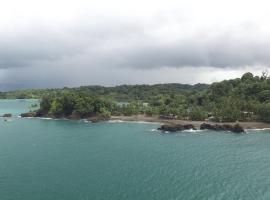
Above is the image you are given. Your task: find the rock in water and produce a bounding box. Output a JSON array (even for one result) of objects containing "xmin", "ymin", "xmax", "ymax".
[
  {"xmin": 200, "ymin": 123, "xmax": 245, "ymax": 133},
  {"xmin": 21, "ymin": 112, "xmax": 37, "ymax": 117},
  {"xmin": 158, "ymin": 124, "xmax": 196, "ymax": 132},
  {"xmin": 2, "ymin": 113, "xmax": 12, "ymax": 117},
  {"xmin": 232, "ymin": 124, "xmax": 245, "ymax": 133}
]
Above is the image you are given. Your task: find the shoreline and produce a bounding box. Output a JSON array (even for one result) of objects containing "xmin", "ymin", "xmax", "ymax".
[
  {"xmin": 17, "ymin": 112, "xmax": 270, "ymax": 130},
  {"xmin": 110, "ymin": 115, "xmax": 270, "ymax": 130}
]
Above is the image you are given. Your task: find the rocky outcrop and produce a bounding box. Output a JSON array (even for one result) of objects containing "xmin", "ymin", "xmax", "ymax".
[
  {"xmin": 200, "ymin": 123, "xmax": 245, "ymax": 133},
  {"xmin": 232, "ymin": 124, "xmax": 245, "ymax": 133},
  {"xmin": 2, "ymin": 113, "xmax": 12, "ymax": 117},
  {"xmin": 21, "ymin": 112, "xmax": 37, "ymax": 117},
  {"xmin": 21, "ymin": 110, "xmax": 51, "ymax": 118},
  {"xmin": 158, "ymin": 123, "xmax": 245, "ymax": 133},
  {"xmin": 158, "ymin": 124, "xmax": 196, "ymax": 132}
]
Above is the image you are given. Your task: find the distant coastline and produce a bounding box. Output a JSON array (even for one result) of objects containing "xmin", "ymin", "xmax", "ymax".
[
  {"xmin": 4, "ymin": 72, "xmax": 270, "ymax": 131},
  {"xmin": 18, "ymin": 112, "xmax": 270, "ymax": 130}
]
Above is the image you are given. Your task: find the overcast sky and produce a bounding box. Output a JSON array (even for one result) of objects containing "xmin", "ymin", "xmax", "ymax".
[{"xmin": 1, "ymin": 0, "xmax": 270, "ymax": 90}]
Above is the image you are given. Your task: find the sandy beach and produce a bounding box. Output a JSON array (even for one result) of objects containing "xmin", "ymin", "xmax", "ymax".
[{"xmin": 110, "ymin": 115, "xmax": 270, "ymax": 130}]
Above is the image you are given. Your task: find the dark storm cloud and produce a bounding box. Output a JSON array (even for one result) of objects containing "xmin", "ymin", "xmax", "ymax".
[
  {"xmin": 0, "ymin": 32, "xmax": 86, "ymax": 69},
  {"xmin": 1, "ymin": 0, "xmax": 270, "ymax": 90},
  {"xmin": 116, "ymin": 35, "xmax": 270, "ymax": 69},
  {"xmin": 1, "ymin": 23, "xmax": 270, "ymax": 71},
  {"xmin": 0, "ymin": 21, "xmax": 144, "ymax": 69}
]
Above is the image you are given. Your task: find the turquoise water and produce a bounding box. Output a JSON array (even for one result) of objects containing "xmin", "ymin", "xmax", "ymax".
[
  {"xmin": 1, "ymin": 100, "xmax": 270, "ymax": 199},
  {"xmin": 0, "ymin": 99, "xmax": 39, "ymax": 116}
]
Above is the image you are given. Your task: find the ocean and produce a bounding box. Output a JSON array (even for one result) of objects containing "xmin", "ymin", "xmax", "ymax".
[{"xmin": 0, "ymin": 100, "xmax": 270, "ymax": 200}]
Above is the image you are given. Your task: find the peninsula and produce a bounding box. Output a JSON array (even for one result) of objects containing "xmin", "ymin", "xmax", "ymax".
[{"xmin": 10, "ymin": 72, "xmax": 269, "ymax": 132}]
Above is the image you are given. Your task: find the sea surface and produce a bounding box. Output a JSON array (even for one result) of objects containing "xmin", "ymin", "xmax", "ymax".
[
  {"xmin": 1, "ymin": 100, "xmax": 270, "ymax": 200},
  {"xmin": 0, "ymin": 99, "xmax": 39, "ymax": 116}
]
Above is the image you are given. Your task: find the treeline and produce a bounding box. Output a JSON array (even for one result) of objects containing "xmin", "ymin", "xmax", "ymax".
[
  {"xmin": 7, "ymin": 72, "xmax": 270, "ymax": 122},
  {"xmin": 0, "ymin": 83, "xmax": 208, "ymax": 101},
  {"xmin": 38, "ymin": 94, "xmax": 116, "ymax": 120},
  {"xmin": 200, "ymin": 72, "xmax": 270, "ymax": 122}
]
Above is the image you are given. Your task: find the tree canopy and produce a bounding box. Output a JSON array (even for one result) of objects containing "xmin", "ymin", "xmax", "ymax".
[{"xmin": 4, "ymin": 72, "xmax": 270, "ymax": 122}]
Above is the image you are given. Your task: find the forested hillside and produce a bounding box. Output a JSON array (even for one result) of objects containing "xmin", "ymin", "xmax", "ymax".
[
  {"xmin": 0, "ymin": 83, "xmax": 208, "ymax": 101},
  {"xmin": 5, "ymin": 72, "xmax": 270, "ymax": 122}
]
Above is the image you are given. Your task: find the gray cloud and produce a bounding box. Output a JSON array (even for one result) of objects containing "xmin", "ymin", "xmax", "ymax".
[
  {"xmin": 119, "ymin": 37, "xmax": 270, "ymax": 69},
  {"xmin": 1, "ymin": 0, "xmax": 270, "ymax": 89},
  {"xmin": 1, "ymin": 22, "xmax": 270, "ymax": 71},
  {"xmin": 0, "ymin": 30, "xmax": 87, "ymax": 69},
  {"xmin": 0, "ymin": 20, "xmax": 145, "ymax": 69}
]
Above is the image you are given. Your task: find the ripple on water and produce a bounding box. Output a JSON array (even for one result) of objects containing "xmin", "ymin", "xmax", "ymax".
[{"xmin": 0, "ymin": 106, "xmax": 270, "ymax": 200}]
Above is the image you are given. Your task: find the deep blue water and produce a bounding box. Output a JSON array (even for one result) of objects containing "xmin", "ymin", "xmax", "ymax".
[{"xmin": 1, "ymin": 100, "xmax": 270, "ymax": 200}]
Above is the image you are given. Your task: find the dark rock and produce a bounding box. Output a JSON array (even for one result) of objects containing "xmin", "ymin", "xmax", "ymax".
[
  {"xmin": 200, "ymin": 123, "xmax": 245, "ymax": 133},
  {"xmin": 232, "ymin": 124, "xmax": 245, "ymax": 133},
  {"xmin": 20, "ymin": 110, "xmax": 52, "ymax": 118},
  {"xmin": 34, "ymin": 110, "xmax": 48, "ymax": 117},
  {"xmin": 158, "ymin": 125, "xmax": 177, "ymax": 132},
  {"xmin": 158, "ymin": 124, "xmax": 196, "ymax": 132},
  {"xmin": 21, "ymin": 112, "xmax": 37, "ymax": 117},
  {"xmin": 200, "ymin": 123, "xmax": 215, "ymax": 130},
  {"xmin": 2, "ymin": 113, "xmax": 12, "ymax": 117}
]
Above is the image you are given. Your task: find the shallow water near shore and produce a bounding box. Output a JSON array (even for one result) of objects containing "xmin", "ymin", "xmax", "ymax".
[
  {"xmin": 1, "ymin": 100, "xmax": 270, "ymax": 199},
  {"xmin": 0, "ymin": 99, "xmax": 39, "ymax": 116}
]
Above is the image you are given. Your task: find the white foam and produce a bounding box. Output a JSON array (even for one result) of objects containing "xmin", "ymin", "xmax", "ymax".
[
  {"xmin": 39, "ymin": 117, "xmax": 54, "ymax": 120},
  {"xmin": 247, "ymin": 128, "xmax": 270, "ymax": 131},
  {"xmin": 108, "ymin": 120, "xmax": 125, "ymax": 123},
  {"xmin": 182, "ymin": 129, "xmax": 205, "ymax": 133},
  {"xmin": 25, "ymin": 117, "xmax": 54, "ymax": 120}
]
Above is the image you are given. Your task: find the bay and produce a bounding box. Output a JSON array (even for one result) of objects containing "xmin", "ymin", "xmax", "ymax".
[{"xmin": 1, "ymin": 100, "xmax": 270, "ymax": 200}]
